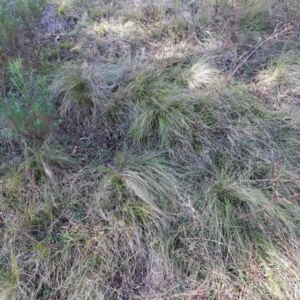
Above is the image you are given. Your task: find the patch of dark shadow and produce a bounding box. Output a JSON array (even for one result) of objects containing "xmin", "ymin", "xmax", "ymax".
[
  {"xmin": 0, "ymin": 211, "xmax": 6, "ymax": 231},
  {"xmin": 29, "ymin": 210, "xmax": 65, "ymax": 241},
  {"xmin": 36, "ymin": 283, "xmax": 52, "ymax": 300},
  {"xmin": 40, "ymin": 5, "xmax": 78, "ymax": 34},
  {"xmin": 0, "ymin": 155, "xmax": 22, "ymax": 176},
  {"xmin": 30, "ymin": 227, "xmax": 49, "ymax": 242},
  {"xmin": 55, "ymin": 117, "xmax": 129, "ymax": 161},
  {"xmin": 70, "ymin": 202, "xmax": 89, "ymax": 223},
  {"xmin": 0, "ymin": 251, "xmax": 10, "ymax": 272}
]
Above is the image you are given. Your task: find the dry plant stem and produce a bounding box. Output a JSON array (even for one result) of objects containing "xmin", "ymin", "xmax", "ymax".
[
  {"xmin": 2, "ymin": 2, "xmax": 300, "ymax": 299},
  {"xmin": 226, "ymin": 23, "xmax": 295, "ymax": 81},
  {"xmin": 157, "ymin": 285, "xmax": 207, "ymax": 300},
  {"xmin": 238, "ymin": 160, "xmax": 282, "ymax": 220},
  {"xmin": 239, "ymin": 283, "xmax": 246, "ymax": 300},
  {"xmin": 276, "ymin": 193, "xmax": 300, "ymax": 201},
  {"xmin": 195, "ymin": 23, "xmax": 294, "ymax": 124}
]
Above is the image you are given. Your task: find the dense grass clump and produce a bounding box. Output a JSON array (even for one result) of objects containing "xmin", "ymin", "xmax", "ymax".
[
  {"xmin": 50, "ymin": 62, "xmax": 128, "ymax": 126},
  {"xmin": 1, "ymin": 0, "xmax": 300, "ymax": 299}
]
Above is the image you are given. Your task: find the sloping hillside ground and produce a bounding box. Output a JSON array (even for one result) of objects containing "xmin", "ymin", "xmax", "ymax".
[{"xmin": 1, "ymin": 0, "xmax": 300, "ymax": 299}]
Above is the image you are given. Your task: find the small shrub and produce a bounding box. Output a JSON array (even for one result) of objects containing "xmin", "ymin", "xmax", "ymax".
[
  {"xmin": 0, "ymin": 1, "xmax": 17, "ymax": 50},
  {"xmin": 0, "ymin": 0, "xmax": 46, "ymax": 53},
  {"xmin": 0, "ymin": 58, "xmax": 57, "ymax": 145}
]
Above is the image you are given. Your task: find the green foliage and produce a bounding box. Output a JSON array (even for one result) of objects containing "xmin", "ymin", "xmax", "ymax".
[
  {"xmin": 0, "ymin": 1, "xmax": 17, "ymax": 50},
  {"xmin": 1, "ymin": 0, "xmax": 300, "ymax": 299},
  {"xmin": 19, "ymin": 144, "xmax": 75, "ymax": 181},
  {"xmin": 0, "ymin": 0, "xmax": 46, "ymax": 51},
  {"xmin": 15, "ymin": 0, "xmax": 47, "ymax": 23},
  {"xmin": 239, "ymin": 0, "xmax": 273, "ymax": 32},
  {"xmin": 203, "ymin": 168, "xmax": 296, "ymax": 254},
  {"xmin": 128, "ymin": 71, "xmax": 198, "ymax": 149},
  {"xmin": 130, "ymin": 90, "xmax": 195, "ymax": 149},
  {"xmin": 0, "ymin": 58, "xmax": 57, "ymax": 144},
  {"xmin": 50, "ymin": 62, "xmax": 125, "ymax": 126},
  {"xmin": 0, "ymin": 252, "xmax": 21, "ymax": 297},
  {"xmin": 94, "ymin": 151, "xmax": 182, "ymax": 212}
]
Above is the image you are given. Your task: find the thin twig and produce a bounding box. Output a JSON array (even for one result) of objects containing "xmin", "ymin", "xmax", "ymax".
[
  {"xmin": 195, "ymin": 23, "xmax": 294, "ymax": 124},
  {"xmin": 226, "ymin": 23, "xmax": 294, "ymax": 82}
]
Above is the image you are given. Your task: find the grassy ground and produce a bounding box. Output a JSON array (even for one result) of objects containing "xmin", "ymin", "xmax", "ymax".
[{"xmin": 1, "ymin": 0, "xmax": 300, "ymax": 299}]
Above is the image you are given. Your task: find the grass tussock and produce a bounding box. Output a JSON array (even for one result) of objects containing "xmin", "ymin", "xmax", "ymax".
[
  {"xmin": 50, "ymin": 62, "xmax": 127, "ymax": 125},
  {"xmin": 1, "ymin": 0, "xmax": 300, "ymax": 299}
]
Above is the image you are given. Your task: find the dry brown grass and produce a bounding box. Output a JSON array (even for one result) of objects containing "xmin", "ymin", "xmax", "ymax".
[{"xmin": 1, "ymin": 0, "xmax": 300, "ymax": 299}]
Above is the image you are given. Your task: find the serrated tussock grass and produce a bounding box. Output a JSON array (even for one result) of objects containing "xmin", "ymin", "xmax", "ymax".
[
  {"xmin": 130, "ymin": 87, "xmax": 197, "ymax": 149},
  {"xmin": 1, "ymin": 0, "xmax": 300, "ymax": 299},
  {"xmin": 92, "ymin": 151, "xmax": 184, "ymax": 212},
  {"xmin": 50, "ymin": 61, "xmax": 128, "ymax": 126}
]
